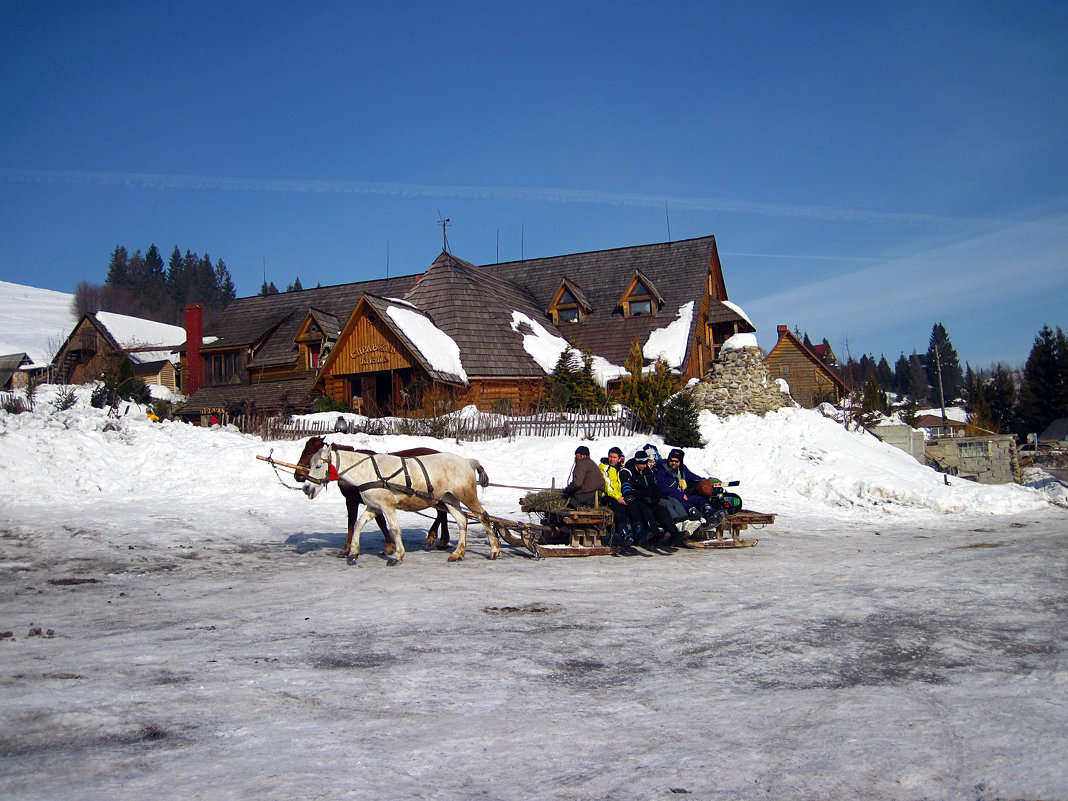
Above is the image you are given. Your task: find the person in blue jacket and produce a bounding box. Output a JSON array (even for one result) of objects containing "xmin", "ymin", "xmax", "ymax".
[{"xmin": 654, "ymin": 448, "xmax": 726, "ymax": 535}]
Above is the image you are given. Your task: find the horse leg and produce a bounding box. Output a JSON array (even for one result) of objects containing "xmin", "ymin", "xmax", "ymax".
[
  {"xmin": 347, "ymin": 508, "xmax": 377, "ymax": 565},
  {"xmin": 441, "ymin": 496, "xmax": 467, "ymax": 562},
  {"xmin": 424, "ymin": 513, "xmax": 439, "ymax": 550},
  {"xmin": 466, "ymin": 496, "xmax": 500, "ymax": 560},
  {"xmin": 376, "ymin": 513, "xmax": 396, "ymax": 555},
  {"xmin": 436, "ymin": 507, "xmax": 451, "ymax": 548},
  {"xmin": 339, "ymin": 488, "xmax": 361, "ymax": 558},
  {"xmin": 382, "ymin": 507, "xmax": 405, "ymax": 566}
]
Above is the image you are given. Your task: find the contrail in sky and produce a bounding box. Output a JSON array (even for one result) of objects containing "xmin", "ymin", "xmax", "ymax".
[{"xmin": 0, "ymin": 167, "xmax": 970, "ymax": 227}]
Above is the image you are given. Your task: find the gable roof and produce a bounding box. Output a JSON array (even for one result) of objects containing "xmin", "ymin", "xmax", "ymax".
[
  {"xmin": 766, "ymin": 326, "xmax": 851, "ymax": 395},
  {"xmin": 190, "ymin": 235, "xmax": 749, "ymax": 387},
  {"xmin": 490, "ymin": 235, "xmax": 750, "ymax": 368},
  {"xmin": 0, "ymin": 352, "xmax": 31, "ymax": 387}
]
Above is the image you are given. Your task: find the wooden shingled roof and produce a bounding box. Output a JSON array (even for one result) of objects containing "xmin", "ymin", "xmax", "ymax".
[
  {"xmin": 403, "ymin": 252, "xmax": 552, "ymax": 379},
  {"xmin": 489, "ymin": 235, "xmax": 748, "ymax": 368},
  {"xmin": 187, "ymin": 235, "xmax": 750, "ymax": 405}
]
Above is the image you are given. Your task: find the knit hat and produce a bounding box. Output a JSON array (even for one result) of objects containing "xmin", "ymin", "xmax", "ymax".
[
  {"xmin": 667, "ymin": 448, "xmax": 685, "ymax": 462},
  {"xmin": 634, "ymin": 450, "xmax": 649, "ymax": 461},
  {"xmin": 575, "ymin": 445, "xmax": 590, "ymax": 457}
]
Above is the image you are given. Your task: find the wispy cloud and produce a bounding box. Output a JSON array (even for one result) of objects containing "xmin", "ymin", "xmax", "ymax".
[
  {"xmin": 742, "ymin": 213, "xmax": 1068, "ymax": 346},
  {"xmin": 1, "ymin": 167, "xmax": 977, "ymax": 227}
]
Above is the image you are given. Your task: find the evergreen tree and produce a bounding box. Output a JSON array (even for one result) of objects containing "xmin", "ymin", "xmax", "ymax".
[
  {"xmin": 620, "ymin": 340, "xmax": 680, "ymax": 429},
  {"xmin": 858, "ymin": 375, "xmax": 891, "ymax": 429},
  {"xmin": 659, "ymin": 391, "xmax": 703, "ymax": 448},
  {"xmin": 1015, "ymin": 325, "xmax": 1064, "ymax": 437},
  {"xmin": 542, "ymin": 347, "xmax": 608, "ymax": 410},
  {"xmin": 166, "ymin": 246, "xmax": 186, "ymax": 304},
  {"xmin": 287, "ymin": 276, "xmax": 303, "ymax": 292},
  {"xmin": 215, "ymin": 259, "xmax": 236, "ymax": 305},
  {"xmin": 875, "ymin": 355, "xmax": 893, "ymax": 392},
  {"xmin": 893, "ymin": 353, "xmax": 910, "ymax": 397},
  {"xmin": 987, "ymin": 363, "xmax": 1017, "ymax": 434},
  {"xmin": 802, "ymin": 332, "xmax": 813, "ymax": 349},
  {"xmin": 105, "ymin": 246, "xmax": 129, "ymax": 287},
  {"xmin": 924, "ymin": 323, "xmax": 963, "ymax": 405},
  {"xmin": 907, "ymin": 352, "xmax": 929, "ymax": 403},
  {"xmin": 963, "ymin": 365, "xmax": 995, "ymax": 432},
  {"xmin": 260, "ymin": 281, "xmax": 279, "ymax": 296}
]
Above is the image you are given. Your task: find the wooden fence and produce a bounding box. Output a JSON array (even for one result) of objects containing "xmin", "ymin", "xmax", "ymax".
[{"xmin": 234, "ymin": 407, "xmax": 648, "ymax": 443}]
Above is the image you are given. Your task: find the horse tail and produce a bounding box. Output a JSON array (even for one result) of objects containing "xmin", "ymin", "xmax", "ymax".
[{"xmin": 472, "ymin": 460, "xmax": 489, "ymax": 487}]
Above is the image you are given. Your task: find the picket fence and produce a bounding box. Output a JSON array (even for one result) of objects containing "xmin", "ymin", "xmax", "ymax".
[{"xmin": 234, "ymin": 407, "xmax": 647, "ymax": 443}]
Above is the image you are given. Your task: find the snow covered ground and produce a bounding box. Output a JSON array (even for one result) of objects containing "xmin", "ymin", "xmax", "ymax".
[{"xmin": 1, "ymin": 386, "xmax": 1066, "ymax": 800}]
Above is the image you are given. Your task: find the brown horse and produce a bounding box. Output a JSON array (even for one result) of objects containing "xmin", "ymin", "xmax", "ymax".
[{"xmin": 294, "ymin": 436, "xmax": 486, "ymax": 558}]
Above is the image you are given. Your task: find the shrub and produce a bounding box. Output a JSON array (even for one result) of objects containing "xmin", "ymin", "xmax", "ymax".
[
  {"xmin": 659, "ymin": 391, "xmax": 703, "ymax": 448},
  {"xmin": 52, "ymin": 386, "xmax": 78, "ymax": 411},
  {"xmin": 620, "ymin": 340, "xmax": 680, "ymax": 429},
  {"xmin": 542, "ymin": 346, "xmax": 609, "ymax": 410},
  {"xmin": 2, "ymin": 395, "xmax": 29, "ymax": 414}
]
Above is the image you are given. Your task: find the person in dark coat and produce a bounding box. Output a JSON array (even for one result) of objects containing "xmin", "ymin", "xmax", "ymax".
[
  {"xmin": 654, "ymin": 448, "xmax": 726, "ymax": 536},
  {"xmin": 561, "ymin": 445, "xmax": 603, "ymax": 509},
  {"xmin": 623, "ymin": 449, "xmax": 679, "ymax": 546}
]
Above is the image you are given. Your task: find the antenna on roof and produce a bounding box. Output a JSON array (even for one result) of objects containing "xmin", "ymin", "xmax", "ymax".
[
  {"xmin": 386, "ymin": 240, "xmax": 390, "ymax": 278},
  {"xmin": 521, "ymin": 222, "xmax": 525, "ymax": 260},
  {"xmin": 665, "ymin": 201, "xmax": 672, "ymax": 243},
  {"xmin": 437, "ymin": 212, "xmax": 451, "ymax": 253}
]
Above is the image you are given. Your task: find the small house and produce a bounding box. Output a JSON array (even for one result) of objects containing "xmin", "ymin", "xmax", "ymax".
[{"xmin": 764, "ymin": 325, "xmax": 850, "ymax": 408}]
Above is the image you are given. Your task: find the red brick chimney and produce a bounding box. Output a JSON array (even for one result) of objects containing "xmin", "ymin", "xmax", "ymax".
[
  {"xmin": 777, "ymin": 324, "xmax": 788, "ymax": 339},
  {"xmin": 185, "ymin": 304, "xmax": 203, "ymax": 396}
]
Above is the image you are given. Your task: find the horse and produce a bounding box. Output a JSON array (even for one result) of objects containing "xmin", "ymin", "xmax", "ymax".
[
  {"xmin": 294, "ymin": 436, "xmax": 473, "ymax": 557},
  {"xmin": 301, "ymin": 445, "xmax": 499, "ymax": 565}
]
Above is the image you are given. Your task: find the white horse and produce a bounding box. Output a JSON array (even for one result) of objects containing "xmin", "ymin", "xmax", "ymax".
[{"xmin": 302, "ymin": 446, "xmax": 499, "ymax": 565}]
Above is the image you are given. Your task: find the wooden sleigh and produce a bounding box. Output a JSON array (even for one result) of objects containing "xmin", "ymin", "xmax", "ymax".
[
  {"xmin": 487, "ymin": 506, "xmax": 617, "ymax": 558},
  {"xmin": 681, "ymin": 509, "xmax": 775, "ymax": 549}
]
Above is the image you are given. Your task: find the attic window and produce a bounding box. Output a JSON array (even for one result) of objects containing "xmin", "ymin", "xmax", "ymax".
[
  {"xmin": 620, "ymin": 274, "xmax": 661, "ymax": 318},
  {"xmin": 547, "ymin": 280, "xmax": 590, "ymax": 325}
]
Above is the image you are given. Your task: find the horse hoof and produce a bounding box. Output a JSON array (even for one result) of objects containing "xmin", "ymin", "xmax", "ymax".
[
  {"xmin": 386, "ymin": 557, "xmax": 400, "ymax": 567},
  {"xmin": 489, "ymin": 551, "xmax": 500, "ymax": 560},
  {"xmin": 447, "ymin": 553, "xmax": 464, "ymax": 562},
  {"xmin": 337, "ymin": 550, "xmax": 349, "ymax": 559},
  {"xmin": 347, "ymin": 554, "xmax": 359, "ymax": 565}
]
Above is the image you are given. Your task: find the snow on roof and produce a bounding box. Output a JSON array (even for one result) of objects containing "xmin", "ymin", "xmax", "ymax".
[
  {"xmin": 722, "ymin": 299, "xmax": 754, "ymax": 329},
  {"xmin": 722, "ymin": 332, "xmax": 759, "ymax": 351},
  {"xmin": 643, "ymin": 301, "xmax": 694, "ymax": 368},
  {"xmin": 385, "ymin": 305, "xmax": 468, "ymax": 384},
  {"xmin": 95, "ymin": 311, "xmax": 186, "ymax": 365},
  {"xmin": 510, "ymin": 310, "xmax": 625, "ymax": 387}
]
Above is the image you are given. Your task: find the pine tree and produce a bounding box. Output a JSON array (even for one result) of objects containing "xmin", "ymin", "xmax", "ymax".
[
  {"xmin": 893, "ymin": 353, "xmax": 910, "ymax": 397},
  {"xmin": 1015, "ymin": 325, "xmax": 1063, "ymax": 437},
  {"xmin": 875, "ymin": 355, "xmax": 893, "ymax": 392},
  {"xmin": 287, "ymin": 276, "xmax": 303, "ymax": 292},
  {"xmin": 924, "ymin": 323, "xmax": 963, "ymax": 404},
  {"xmin": 907, "ymin": 352, "xmax": 928, "ymax": 403},
  {"xmin": 659, "ymin": 391, "xmax": 703, "ymax": 448},
  {"xmin": 987, "ymin": 364, "xmax": 1017, "ymax": 434},
  {"xmin": 858, "ymin": 375, "xmax": 891, "ymax": 428},
  {"xmin": 105, "ymin": 246, "xmax": 129, "ymax": 287},
  {"xmin": 620, "ymin": 340, "xmax": 680, "ymax": 429}
]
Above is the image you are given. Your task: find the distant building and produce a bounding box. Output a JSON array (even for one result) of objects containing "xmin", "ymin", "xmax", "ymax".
[
  {"xmin": 176, "ymin": 236, "xmax": 756, "ymax": 423},
  {"xmin": 765, "ymin": 325, "xmax": 850, "ymax": 408},
  {"xmin": 0, "ymin": 352, "xmax": 32, "ymax": 391},
  {"xmin": 50, "ymin": 313, "xmax": 184, "ymax": 389}
]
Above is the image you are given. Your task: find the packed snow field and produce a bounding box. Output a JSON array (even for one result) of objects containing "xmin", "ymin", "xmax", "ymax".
[{"xmin": 1, "ymin": 386, "xmax": 1065, "ymax": 801}]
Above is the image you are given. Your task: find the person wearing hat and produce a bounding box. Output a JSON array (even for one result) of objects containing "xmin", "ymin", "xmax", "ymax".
[
  {"xmin": 654, "ymin": 448, "xmax": 725, "ymax": 537},
  {"xmin": 623, "ymin": 449, "xmax": 679, "ymax": 547},
  {"xmin": 561, "ymin": 445, "xmax": 603, "ymax": 509},
  {"xmin": 599, "ymin": 446, "xmax": 637, "ymax": 545}
]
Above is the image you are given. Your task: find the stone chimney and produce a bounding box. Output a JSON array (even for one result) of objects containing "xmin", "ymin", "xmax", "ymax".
[
  {"xmin": 689, "ymin": 340, "xmax": 795, "ymax": 417},
  {"xmin": 184, "ymin": 304, "xmax": 203, "ymax": 396}
]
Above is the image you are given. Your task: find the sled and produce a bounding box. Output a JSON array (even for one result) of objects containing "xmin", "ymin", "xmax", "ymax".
[
  {"xmin": 488, "ymin": 507, "xmax": 617, "ymax": 558},
  {"xmin": 681, "ymin": 509, "xmax": 775, "ymax": 549}
]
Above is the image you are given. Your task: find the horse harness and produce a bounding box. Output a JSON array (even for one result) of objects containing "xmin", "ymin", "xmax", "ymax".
[{"xmin": 325, "ymin": 445, "xmax": 438, "ymax": 503}]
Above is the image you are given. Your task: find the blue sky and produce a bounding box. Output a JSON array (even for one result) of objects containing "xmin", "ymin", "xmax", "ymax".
[{"xmin": 1, "ymin": 1, "xmax": 1065, "ymax": 368}]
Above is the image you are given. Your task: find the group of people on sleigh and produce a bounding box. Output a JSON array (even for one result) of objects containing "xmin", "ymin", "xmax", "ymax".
[{"xmin": 560, "ymin": 443, "xmax": 736, "ymax": 550}]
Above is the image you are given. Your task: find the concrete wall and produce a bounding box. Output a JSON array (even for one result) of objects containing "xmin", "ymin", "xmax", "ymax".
[
  {"xmin": 872, "ymin": 424, "xmax": 927, "ymax": 462},
  {"xmin": 924, "ymin": 435, "xmax": 1018, "ymax": 484}
]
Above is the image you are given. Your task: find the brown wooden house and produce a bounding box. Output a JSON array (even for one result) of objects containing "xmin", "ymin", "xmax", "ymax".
[
  {"xmin": 765, "ymin": 324, "xmax": 850, "ymax": 408},
  {"xmin": 176, "ymin": 235, "xmax": 755, "ymax": 423},
  {"xmin": 50, "ymin": 313, "xmax": 185, "ymax": 389}
]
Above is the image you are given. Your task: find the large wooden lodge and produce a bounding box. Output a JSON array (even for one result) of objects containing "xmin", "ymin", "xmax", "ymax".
[{"xmin": 176, "ymin": 235, "xmax": 754, "ymax": 423}]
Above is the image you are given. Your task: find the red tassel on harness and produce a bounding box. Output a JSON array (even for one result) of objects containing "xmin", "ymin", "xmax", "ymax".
[{"xmin": 328, "ymin": 463, "xmax": 339, "ymax": 482}]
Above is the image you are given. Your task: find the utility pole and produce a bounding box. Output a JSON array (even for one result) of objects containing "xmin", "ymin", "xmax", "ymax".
[{"xmin": 934, "ymin": 344, "xmax": 947, "ymax": 430}]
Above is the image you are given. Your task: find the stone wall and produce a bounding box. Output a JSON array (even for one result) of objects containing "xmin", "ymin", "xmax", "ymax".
[{"xmin": 688, "ymin": 345, "xmax": 796, "ymax": 417}]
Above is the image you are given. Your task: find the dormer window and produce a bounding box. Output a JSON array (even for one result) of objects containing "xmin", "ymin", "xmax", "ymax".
[
  {"xmin": 547, "ymin": 279, "xmax": 592, "ymax": 325},
  {"xmin": 620, "ymin": 271, "xmax": 663, "ymax": 318}
]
